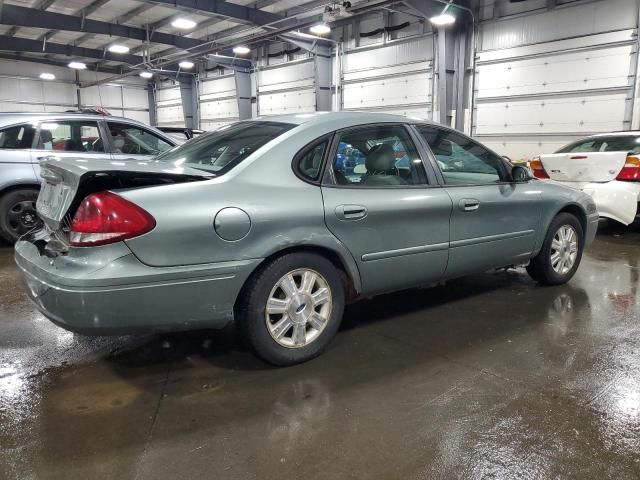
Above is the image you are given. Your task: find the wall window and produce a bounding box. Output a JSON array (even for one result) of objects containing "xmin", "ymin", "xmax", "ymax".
[
  {"xmin": 37, "ymin": 121, "xmax": 104, "ymax": 153},
  {"xmin": 295, "ymin": 138, "xmax": 329, "ymax": 182},
  {"xmin": 332, "ymin": 125, "xmax": 427, "ymax": 187},
  {"xmin": 0, "ymin": 124, "xmax": 36, "ymax": 150},
  {"xmin": 108, "ymin": 122, "xmax": 173, "ymax": 156},
  {"xmin": 416, "ymin": 126, "xmax": 507, "ymax": 185}
]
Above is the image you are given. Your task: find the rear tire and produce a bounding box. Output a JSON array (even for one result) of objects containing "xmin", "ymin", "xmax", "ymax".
[
  {"xmin": 527, "ymin": 212, "xmax": 584, "ymax": 286},
  {"xmin": 0, "ymin": 188, "xmax": 40, "ymax": 244},
  {"xmin": 236, "ymin": 252, "xmax": 345, "ymax": 366}
]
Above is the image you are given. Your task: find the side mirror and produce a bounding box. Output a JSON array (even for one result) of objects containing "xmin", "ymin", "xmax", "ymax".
[{"xmin": 511, "ymin": 165, "xmax": 532, "ymax": 182}]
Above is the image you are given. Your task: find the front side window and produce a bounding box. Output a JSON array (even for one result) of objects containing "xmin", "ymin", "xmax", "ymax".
[
  {"xmin": 0, "ymin": 124, "xmax": 36, "ymax": 149},
  {"xmin": 37, "ymin": 120, "xmax": 104, "ymax": 153},
  {"xmin": 417, "ymin": 126, "xmax": 507, "ymax": 185},
  {"xmin": 156, "ymin": 121, "xmax": 295, "ymax": 175},
  {"xmin": 108, "ymin": 122, "xmax": 173, "ymax": 156},
  {"xmin": 331, "ymin": 125, "xmax": 427, "ymax": 187}
]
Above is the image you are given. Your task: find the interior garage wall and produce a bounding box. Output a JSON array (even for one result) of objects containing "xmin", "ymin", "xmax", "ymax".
[
  {"xmin": 473, "ymin": 0, "xmax": 640, "ymax": 160},
  {"xmin": 256, "ymin": 57, "xmax": 316, "ymax": 116},
  {"xmin": 155, "ymin": 82, "xmax": 184, "ymax": 127},
  {"xmin": 199, "ymin": 72, "xmax": 239, "ymax": 131},
  {"xmin": 0, "ymin": 58, "xmax": 150, "ymax": 124}
]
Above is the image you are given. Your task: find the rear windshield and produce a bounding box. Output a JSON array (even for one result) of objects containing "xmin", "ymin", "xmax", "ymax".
[
  {"xmin": 156, "ymin": 121, "xmax": 294, "ymax": 174},
  {"xmin": 557, "ymin": 136, "xmax": 640, "ymax": 153}
]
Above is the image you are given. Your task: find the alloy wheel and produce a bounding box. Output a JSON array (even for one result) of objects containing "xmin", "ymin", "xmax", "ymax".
[
  {"xmin": 265, "ymin": 268, "xmax": 333, "ymax": 348},
  {"xmin": 550, "ymin": 225, "xmax": 578, "ymax": 275}
]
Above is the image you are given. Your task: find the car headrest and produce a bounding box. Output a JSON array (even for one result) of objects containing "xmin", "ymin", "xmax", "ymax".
[
  {"xmin": 113, "ymin": 136, "xmax": 125, "ymax": 149},
  {"xmin": 39, "ymin": 130, "xmax": 53, "ymax": 143},
  {"xmin": 365, "ymin": 144, "xmax": 396, "ymax": 173},
  {"xmin": 432, "ymin": 139, "xmax": 453, "ymax": 156}
]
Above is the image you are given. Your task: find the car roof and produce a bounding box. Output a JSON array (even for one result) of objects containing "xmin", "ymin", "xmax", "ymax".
[
  {"xmin": 586, "ymin": 131, "xmax": 640, "ymax": 138},
  {"xmin": 252, "ymin": 111, "xmax": 433, "ymax": 128},
  {"xmin": 0, "ymin": 111, "xmax": 154, "ymax": 128}
]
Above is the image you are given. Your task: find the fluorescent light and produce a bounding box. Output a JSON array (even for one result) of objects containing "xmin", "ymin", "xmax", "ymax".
[
  {"xmin": 179, "ymin": 60, "xmax": 194, "ymax": 69},
  {"xmin": 139, "ymin": 71, "xmax": 153, "ymax": 79},
  {"xmin": 232, "ymin": 45, "xmax": 250, "ymax": 55},
  {"xmin": 108, "ymin": 44, "xmax": 130, "ymax": 54},
  {"xmin": 171, "ymin": 17, "xmax": 197, "ymax": 29},
  {"xmin": 39, "ymin": 73, "xmax": 55, "ymax": 80},
  {"xmin": 68, "ymin": 61, "xmax": 87, "ymax": 69},
  {"xmin": 310, "ymin": 23, "xmax": 331, "ymax": 35},
  {"xmin": 429, "ymin": 13, "xmax": 456, "ymax": 26}
]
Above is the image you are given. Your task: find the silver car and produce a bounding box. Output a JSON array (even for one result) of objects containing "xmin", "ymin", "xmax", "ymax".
[
  {"xmin": 0, "ymin": 111, "xmax": 178, "ymax": 243},
  {"xmin": 15, "ymin": 112, "xmax": 599, "ymax": 365}
]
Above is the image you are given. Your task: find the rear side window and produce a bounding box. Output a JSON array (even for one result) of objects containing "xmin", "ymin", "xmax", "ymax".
[
  {"xmin": 37, "ymin": 120, "xmax": 104, "ymax": 153},
  {"xmin": 557, "ymin": 136, "xmax": 640, "ymax": 153},
  {"xmin": 294, "ymin": 137, "xmax": 329, "ymax": 182},
  {"xmin": 157, "ymin": 121, "xmax": 295, "ymax": 175},
  {"xmin": 0, "ymin": 124, "xmax": 36, "ymax": 149}
]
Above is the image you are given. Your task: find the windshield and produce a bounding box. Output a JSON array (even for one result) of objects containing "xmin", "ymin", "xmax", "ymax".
[
  {"xmin": 557, "ymin": 136, "xmax": 640, "ymax": 153},
  {"xmin": 156, "ymin": 121, "xmax": 294, "ymax": 174}
]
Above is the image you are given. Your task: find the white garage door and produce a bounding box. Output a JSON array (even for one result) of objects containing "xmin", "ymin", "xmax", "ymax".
[
  {"xmin": 156, "ymin": 85, "xmax": 183, "ymax": 127},
  {"xmin": 473, "ymin": 0, "xmax": 638, "ymax": 160},
  {"xmin": 342, "ymin": 36, "xmax": 433, "ymax": 120},
  {"xmin": 257, "ymin": 58, "xmax": 316, "ymax": 116},
  {"xmin": 199, "ymin": 74, "xmax": 238, "ymax": 131}
]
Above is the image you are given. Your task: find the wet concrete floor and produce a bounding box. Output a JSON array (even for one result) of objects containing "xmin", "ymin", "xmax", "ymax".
[{"xmin": 0, "ymin": 222, "xmax": 639, "ymax": 479}]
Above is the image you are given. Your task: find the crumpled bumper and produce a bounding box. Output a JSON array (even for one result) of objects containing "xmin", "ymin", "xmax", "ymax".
[{"xmin": 15, "ymin": 238, "xmax": 260, "ymax": 335}]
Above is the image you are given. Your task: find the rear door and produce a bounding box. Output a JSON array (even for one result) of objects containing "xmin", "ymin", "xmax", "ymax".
[
  {"xmin": 320, "ymin": 124, "xmax": 452, "ymax": 296},
  {"xmin": 31, "ymin": 118, "xmax": 111, "ymax": 179},
  {"xmin": 0, "ymin": 122, "xmax": 39, "ymax": 185},
  {"xmin": 415, "ymin": 124, "xmax": 541, "ymax": 279},
  {"xmin": 106, "ymin": 121, "xmax": 175, "ymax": 161},
  {"xmin": 541, "ymin": 136, "xmax": 639, "ymax": 182}
]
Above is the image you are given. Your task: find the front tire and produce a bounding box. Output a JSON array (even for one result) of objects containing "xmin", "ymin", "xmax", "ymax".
[
  {"xmin": 527, "ymin": 213, "xmax": 584, "ymax": 285},
  {"xmin": 236, "ymin": 253, "xmax": 345, "ymax": 366},
  {"xmin": 0, "ymin": 188, "xmax": 41, "ymax": 244}
]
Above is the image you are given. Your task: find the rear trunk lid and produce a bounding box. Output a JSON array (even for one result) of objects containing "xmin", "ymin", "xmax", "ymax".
[
  {"xmin": 36, "ymin": 156, "xmax": 213, "ymax": 231},
  {"xmin": 539, "ymin": 152, "xmax": 628, "ymax": 182}
]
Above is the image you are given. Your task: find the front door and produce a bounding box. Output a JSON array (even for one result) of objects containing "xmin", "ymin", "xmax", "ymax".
[
  {"xmin": 414, "ymin": 125, "xmax": 541, "ymax": 279},
  {"xmin": 106, "ymin": 121, "xmax": 174, "ymax": 161},
  {"xmin": 321, "ymin": 124, "xmax": 452, "ymax": 296}
]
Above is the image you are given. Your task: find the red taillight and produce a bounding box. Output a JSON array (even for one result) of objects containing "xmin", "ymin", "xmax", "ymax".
[
  {"xmin": 69, "ymin": 191, "xmax": 156, "ymax": 246},
  {"xmin": 529, "ymin": 157, "xmax": 549, "ymax": 179},
  {"xmin": 616, "ymin": 155, "xmax": 640, "ymax": 182}
]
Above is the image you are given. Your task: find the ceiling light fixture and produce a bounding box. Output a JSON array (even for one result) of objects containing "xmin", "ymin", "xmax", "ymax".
[
  {"xmin": 232, "ymin": 45, "xmax": 251, "ymax": 55},
  {"xmin": 179, "ymin": 60, "xmax": 194, "ymax": 69},
  {"xmin": 139, "ymin": 71, "xmax": 153, "ymax": 79},
  {"xmin": 171, "ymin": 17, "xmax": 197, "ymax": 29},
  {"xmin": 39, "ymin": 73, "xmax": 55, "ymax": 80},
  {"xmin": 108, "ymin": 44, "xmax": 130, "ymax": 54},
  {"xmin": 429, "ymin": 13, "xmax": 456, "ymax": 26},
  {"xmin": 310, "ymin": 23, "xmax": 331, "ymax": 35},
  {"xmin": 68, "ymin": 61, "xmax": 87, "ymax": 69}
]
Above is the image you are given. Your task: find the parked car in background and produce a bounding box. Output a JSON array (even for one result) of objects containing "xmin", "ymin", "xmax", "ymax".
[
  {"xmin": 0, "ymin": 112, "xmax": 178, "ymax": 243},
  {"xmin": 158, "ymin": 126, "xmax": 205, "ymax": 143},
  {"xmin": 15, "ymin": 112, "xmax": 598, "ymax": 365},
  {"xmin": 530, "ymin": 132, "xmax": 640, "ymax": 225}
]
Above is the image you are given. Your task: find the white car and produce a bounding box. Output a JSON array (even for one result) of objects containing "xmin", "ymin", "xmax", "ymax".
[{"xmin": 531, "ymin": 132, "xmax": 640, "ymax": 225}]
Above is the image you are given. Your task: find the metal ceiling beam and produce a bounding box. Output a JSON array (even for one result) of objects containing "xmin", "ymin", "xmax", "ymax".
[
  {"xmin": 6, "ymin": 0, "xmax": 57, "ymax": 38},
  {"xmin": 0, "ymin": 35, "xmax": 145, "ymax": 65},
  {"xmin": 80, "ymin": 3, "xmax": 157, "ymax": 49},
  {"xmin": 0, "ymin": 4, "xmax": 207, "ymax": 50},
  {"xmin": 0, "ymin": 52, "xmax": 123, "ymax": 74},
  {"xmin": 37, "ymin": 0, "xmax": 114, "ymax": 43},
  {"xmin": 143, "ymin": 0, "xmax": 285, "ymax": 26}
]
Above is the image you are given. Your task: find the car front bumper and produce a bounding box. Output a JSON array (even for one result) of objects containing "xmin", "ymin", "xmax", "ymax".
[{"xmin": 15, "ymin": 238, "xmax": 260, "ymax": 335}]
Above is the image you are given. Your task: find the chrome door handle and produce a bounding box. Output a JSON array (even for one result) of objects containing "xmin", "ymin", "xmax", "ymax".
[
  {"xmin": 459, "ymin": 199, "xmax": 480, "ymax": 212},
  {"xmin": 335, "ymin": 204, "xmax": 368, "ymax": 220}
]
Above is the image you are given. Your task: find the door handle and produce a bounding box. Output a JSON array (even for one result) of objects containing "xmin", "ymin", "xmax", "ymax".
[
  {"xmin": 335, "ymin": 204, "xmax": 368, "ymax": 220},
  {"xmin": 459, "ymin": 199, "xmax": 480, "ymax": 212}
]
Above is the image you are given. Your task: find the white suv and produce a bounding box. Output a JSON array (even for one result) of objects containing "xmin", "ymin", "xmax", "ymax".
[{"xmin": 0, "ymin": 111, "xmax": 178, "ymax": 242}]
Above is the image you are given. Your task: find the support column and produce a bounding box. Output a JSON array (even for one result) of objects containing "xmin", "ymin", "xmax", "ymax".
[
  {"xmin": 234, "ymin": 69, "xmax": 252, "ymax": 120},
  {"xmin": 179, "ymin": 75, "xmax": 198, "ymax": 129},
  {"xmin": 147, "ymin": 83, "xmax": 157, "ymax": 126}
]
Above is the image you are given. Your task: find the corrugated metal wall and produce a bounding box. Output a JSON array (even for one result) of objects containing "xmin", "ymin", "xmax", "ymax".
[
  {"xmin": 473, "ymin": 0, "xmax": 639, "ymax": 160},
  {"xmin": 0, "ymin": 58, "xmax": 150, "ymax": 123}
]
